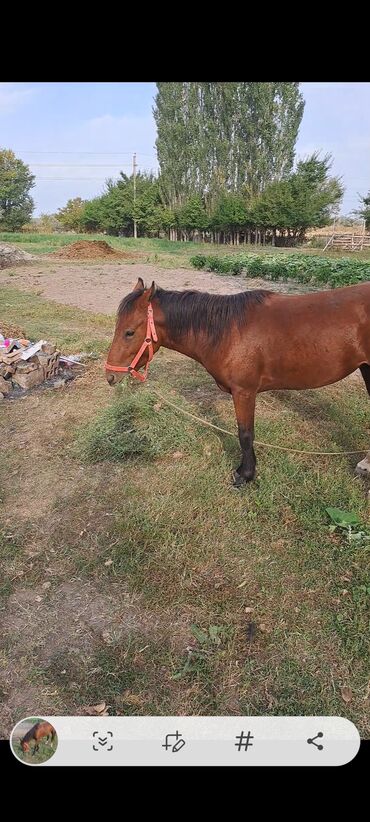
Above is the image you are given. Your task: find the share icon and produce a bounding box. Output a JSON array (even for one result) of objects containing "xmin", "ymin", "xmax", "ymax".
[{"xmin": 307, "ymin": 731, "xmax": 324, "ymax": 750}]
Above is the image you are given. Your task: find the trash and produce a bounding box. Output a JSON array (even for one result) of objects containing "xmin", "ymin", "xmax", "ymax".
[
  {"xmin": 0, "ymin": 329, "xmax": 84, "ymax": 398},
  {"xmin": 59, "ymin": 355, "xmax": 86, "ymax": 367},
  {"xmin": 20, "ymin": 340, "xmax": 47, "ymax": 360}
]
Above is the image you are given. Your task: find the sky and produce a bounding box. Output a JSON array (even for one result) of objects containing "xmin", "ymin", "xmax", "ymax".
[{"xmin": 0, "ymin": 82, "xmax": 369, "ymax": 218}]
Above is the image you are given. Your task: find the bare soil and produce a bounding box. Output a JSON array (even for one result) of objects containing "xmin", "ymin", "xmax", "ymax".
[{"xmin": 3, "ymin": 259, "xmax": 312, "ymax": 315}]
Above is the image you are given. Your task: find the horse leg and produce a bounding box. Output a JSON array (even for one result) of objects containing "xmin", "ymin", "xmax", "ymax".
[
  {"xmin": 356, "ymin": 364, "xmax": 370, "ymax": 476},
  {"xmin": 232, "ymin": 389, "xmax": 256, "ymax": 487}
]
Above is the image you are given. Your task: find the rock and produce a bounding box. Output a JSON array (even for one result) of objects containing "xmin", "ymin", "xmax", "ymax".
[
  {"xmin": 0, "ymin": 376, "xmax": 10, "ymax": 394},
  {"xmin": 355, "ymin": 452, "xmax": 370, "ymax": 476}
]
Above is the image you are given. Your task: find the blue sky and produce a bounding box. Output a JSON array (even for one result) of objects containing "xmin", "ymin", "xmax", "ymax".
[{"xmin": 1, "ymin": 82, "xmax": 369, "ymax": 217}]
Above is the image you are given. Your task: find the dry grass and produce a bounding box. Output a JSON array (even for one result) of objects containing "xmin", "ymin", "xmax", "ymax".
[{"xmin": 0, "ymin": 285, "xmax": 369, "ymax": 738}]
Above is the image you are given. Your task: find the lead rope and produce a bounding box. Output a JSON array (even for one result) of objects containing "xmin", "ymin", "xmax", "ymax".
[{"xmin": 151, "ymin": 388, "xmax": 367, "ymax": 457}]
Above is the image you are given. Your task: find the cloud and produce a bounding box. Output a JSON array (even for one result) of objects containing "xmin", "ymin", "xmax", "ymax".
[{"xmin": 0, "ymin": 83, "xmax": 37, "ymax": 113}]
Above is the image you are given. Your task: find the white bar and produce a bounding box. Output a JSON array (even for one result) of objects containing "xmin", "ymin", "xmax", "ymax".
[{"xmin": 10, "ymin": 716, "xmax": 360, "ymax": 766}]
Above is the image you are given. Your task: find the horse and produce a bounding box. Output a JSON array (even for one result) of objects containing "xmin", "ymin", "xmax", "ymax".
[
  {"xmin": 20, "ymin": 721, "xmax": 56, "ymax": 755},
  {"xmin": 105, "ymin": 277, "xmax": 370, "ymax": 486}
]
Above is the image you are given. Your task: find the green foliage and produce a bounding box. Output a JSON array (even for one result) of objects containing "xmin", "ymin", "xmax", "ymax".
[
  {"xmin": 176, "ymin": 195, "xmax": 209, "ymax": 234},
  {"xmin": 358, "ymin": 190, "xmax": 370, "ymax": 231},
  {"xmin": 191, "ymin": 251, "xmax": 370, "ymax": 287},
  {"xmin": 57, "ymin": 197, "xmax": 86, "ymax": 231},
  {"xmin": 326, "ymin": 508, "xmax": 361, "ymax": 527},
  {"xmin": 0, "ymin": 148, "xmax": 35, "ymax": 230},
  {"xmin": 49, "ymin": 152, "xmax": 343, "ymax": 243},
  {"xmin": 154, "ymin": 83, "xmax": 304, "ymax": 206}
]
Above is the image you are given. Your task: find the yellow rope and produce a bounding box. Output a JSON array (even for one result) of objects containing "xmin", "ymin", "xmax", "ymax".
[{"xmin": 151, "ymin": 388, "xmax": 367, "ymax": 457}]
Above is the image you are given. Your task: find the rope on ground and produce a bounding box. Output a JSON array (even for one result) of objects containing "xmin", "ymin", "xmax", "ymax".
[{"xmin": 151, "ymin": 388, "xmax": 367, "ymax": 457}]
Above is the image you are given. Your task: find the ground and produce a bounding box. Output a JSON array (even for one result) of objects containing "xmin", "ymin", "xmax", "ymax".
[{"xmin": 0, "ymin": 236, "xmax": 369, "ymax": 738}]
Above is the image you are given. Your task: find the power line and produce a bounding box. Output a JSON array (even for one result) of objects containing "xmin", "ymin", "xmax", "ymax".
[
  {"xmin": 29, "ymin": 164, "xmax": 134, "ymax": 168},
  {"xmin": 15, "ymin": 150, "xmax": 158, "ymax": 158}
]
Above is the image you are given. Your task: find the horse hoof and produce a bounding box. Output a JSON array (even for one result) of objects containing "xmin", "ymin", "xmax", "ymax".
[{"xmin": 232, "ymin": 470, "xmax": 246, "ymax": 488}]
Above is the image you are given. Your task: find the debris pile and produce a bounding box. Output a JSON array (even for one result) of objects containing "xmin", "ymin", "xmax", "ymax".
[
  {"xmin": 51, "ymin": 240, "xmax": 139, "ymax": 260},
  {"xmin": 0, "ymin": 333, "xmax": 83, "ymax": 399},
  {"xmin": 0, "ymin": 243, "xmax": 35, "ymax": 269}
]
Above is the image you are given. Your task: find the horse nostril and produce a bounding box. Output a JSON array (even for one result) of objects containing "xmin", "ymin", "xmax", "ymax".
[{"xmin": 107, "ymin": 373, "xmax": 115, "ymax": 385}]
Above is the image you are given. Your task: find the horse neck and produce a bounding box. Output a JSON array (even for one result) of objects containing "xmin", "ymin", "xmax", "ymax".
[
  {"xmin": 157, "ymin": 325, "xmax": 208, "ymax": 365},
  {"xmin": 153, "ymin": 297, "xmax": 210, "ymax": 366}
]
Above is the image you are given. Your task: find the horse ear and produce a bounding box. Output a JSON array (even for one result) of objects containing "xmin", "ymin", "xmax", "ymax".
[
  {"xmin": 147, "ymin": 281, "xmax": 157, "ymax": 301},
  {"xmin": 133, "ymin": 277, "xmax": 145, "ymax": 292}
]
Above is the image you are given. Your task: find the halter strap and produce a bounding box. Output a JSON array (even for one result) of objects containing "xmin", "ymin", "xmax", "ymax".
[{"xmin": 105, "ymin": 303, "xmax": 158, "ymax": 382}]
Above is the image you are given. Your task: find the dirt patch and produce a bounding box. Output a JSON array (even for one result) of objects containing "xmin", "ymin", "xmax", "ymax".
[
  {"xmin": 0, "ymin": 322, "xmax": 26, "ymax": 339},
  {"xmin": 0, "ymin": 243, "xmax": 35, "ymax": 269},
  {"xmin": 0, "ymin": 578, "xmax": 192, "ymax": 735},
  {"xmin": 51, "ymin": 240, "xmax": 140, "ymax": 261},
  {"xmin": 2, "ymin": 260, "xmax": 309, "ymax": 316}
]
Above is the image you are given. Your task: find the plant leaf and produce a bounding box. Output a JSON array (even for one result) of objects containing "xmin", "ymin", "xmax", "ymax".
[
  {"xmin": 191, "ymin": 624, "xmax": 208, "ymax": 644},
  {"xmin": 326, "ymin": 507, "xmax": 360, "ymax": 527}
]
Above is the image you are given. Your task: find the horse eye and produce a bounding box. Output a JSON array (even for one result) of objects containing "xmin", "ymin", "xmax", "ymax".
[{"xmin": 125, "ymin": 330, "xmax": 135, "ymax": 338}]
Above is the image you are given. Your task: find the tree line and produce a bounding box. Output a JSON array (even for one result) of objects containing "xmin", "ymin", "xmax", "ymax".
[
  {"xmin": 53, "ymin": 153, "xmax": 344, "ymax": 246},
  {"xmin": 1, "ymin": 81, "xmax": 369, "ymax": 243}
]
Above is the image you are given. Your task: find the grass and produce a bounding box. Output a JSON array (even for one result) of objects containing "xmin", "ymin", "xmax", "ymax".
[
  {"xmin": 0, "ymin": 286, "xmax": 112, "ymax": 354},
  {"xmin": 2, "ymin": 230, "xmax": 370, "ymax": 270},
  {"xmin": 12, "ymin": 725, "xmax": 58, "ymax": 764},
  {"xmin": 0, "ymin": 285, "xmax": 369, "ymax": 737}
]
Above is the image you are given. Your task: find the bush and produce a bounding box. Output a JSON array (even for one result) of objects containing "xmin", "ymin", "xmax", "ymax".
[{"xmin": 190, "ymin": 253, "xmax": 370, "ymax": 288}]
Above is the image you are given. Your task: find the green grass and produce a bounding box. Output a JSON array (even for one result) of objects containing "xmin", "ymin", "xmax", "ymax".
[
  {"xmin": 191, "ymin": 251, "xmax": 370, "ymax": 287},
  {"xmin": 75, "ymin": 381, "xmax": 205, "ymax": 463},
  {"xmin": 2, "ymin": 230, "xmax": 370, "ymax": 270},
  {"xmin": 1, "ymin": 287, "xmax": 369, "ymax": 735},
  {"xmin": 0, "ymin": 285, "xmax": 112, "ymax": 354},
  {"xmin": 12, "ymin": 729, "xmax": 58, "ymax": 764}
]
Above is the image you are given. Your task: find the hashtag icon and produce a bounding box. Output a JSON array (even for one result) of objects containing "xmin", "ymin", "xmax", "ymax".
[{"xmin": 235, "ymin": 731, "xmax": 254, "ymax": 751}]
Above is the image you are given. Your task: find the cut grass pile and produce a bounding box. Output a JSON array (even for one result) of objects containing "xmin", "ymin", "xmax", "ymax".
[{"xmin": 75, "ymin": 382, "xmax": 204, "ymax": 463}]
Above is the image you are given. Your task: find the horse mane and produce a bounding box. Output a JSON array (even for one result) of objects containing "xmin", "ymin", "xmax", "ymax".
[{"xmin": 118, "ymin": 286, "xmax": 271, "ymax": 343}]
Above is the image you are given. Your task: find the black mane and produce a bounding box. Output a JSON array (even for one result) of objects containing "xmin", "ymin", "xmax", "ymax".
[{"xmin": 118, "ymin": 286, "xmax": 270, "ymax": 343}]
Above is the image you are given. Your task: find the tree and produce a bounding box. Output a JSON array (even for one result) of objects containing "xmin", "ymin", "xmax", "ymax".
[
  {"xmin": 285, "ymin": 153, "xmax": 343, "ymax": 240},
  {"xmin": 176, "ymin": 195, "xmax": 209, "ymax": 240},
  {"xmin": 358, "ymin": 191, "xmax": 370, "ymax": 230},
  {"xmin": 0, "ymin": 148, "xmax": 35, "ymax": 230},
  {"xmin": 154, "ymin": 83, "xmax": 305, "ymax": 210},
  {"xmin": 57, "ymin": 197, "xmax": 86, "ymax": 231},
  {"xmin": 32, "ymin": 214, "xmax": 64, "ymax": 233},
  {"xmin": 211, "ymin": 193, "xmax": 249, "ymax": 244}
]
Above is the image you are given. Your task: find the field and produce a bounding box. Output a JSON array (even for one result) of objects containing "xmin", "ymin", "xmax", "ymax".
[
  {"xmin": 0, "ymin": 234, "xmax": 369, "ymax": 738},
  {"xmin": 2, "ymin": 230, "xmax": 370, "ymax": 268}
]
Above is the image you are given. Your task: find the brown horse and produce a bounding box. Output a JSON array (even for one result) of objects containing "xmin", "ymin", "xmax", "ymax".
[
  {"xmin": 106, "ymin": 277, "xmax": 370, "ymax": 486},
  {"xmin": 20, "ymin": 721, "xmax": 56, "ymax": 755}
]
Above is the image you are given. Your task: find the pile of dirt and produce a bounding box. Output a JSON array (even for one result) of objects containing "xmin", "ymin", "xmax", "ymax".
[
  {"xmin": 0, "ymin": 243, "xmax": 35, "ymax": 269},
  {"xmin": 52, "ymin": 240, "xmax": 139, "ymax": 260}
]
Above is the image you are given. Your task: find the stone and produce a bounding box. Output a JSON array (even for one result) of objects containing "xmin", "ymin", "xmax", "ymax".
[{"xmin": 0, "ymin": 375, "xmax": 11, "ymax": 394}]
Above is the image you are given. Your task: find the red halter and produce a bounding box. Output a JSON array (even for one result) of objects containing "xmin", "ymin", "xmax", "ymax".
[{"xmin": 105, "ymin": 303, "xmax": 158, "ymax": 383}]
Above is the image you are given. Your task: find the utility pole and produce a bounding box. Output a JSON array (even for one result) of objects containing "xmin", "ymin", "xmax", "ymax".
[{"xmin": 133, "ymin": 153, "xmax": 137, "ymax": 239}]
